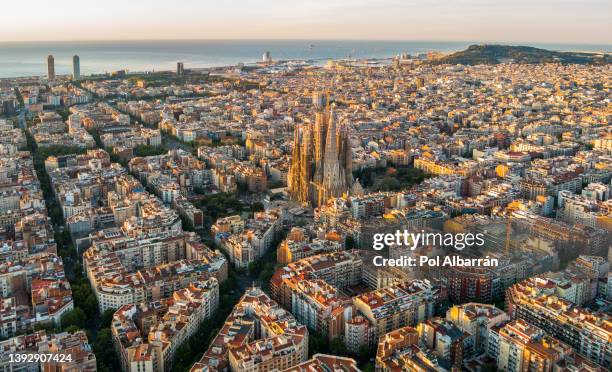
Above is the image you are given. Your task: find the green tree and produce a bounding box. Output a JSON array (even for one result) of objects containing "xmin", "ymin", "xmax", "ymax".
[
  {"xmin": 83, "ymin": 294, "xmax": 99, "ymax": 318},
  {"xmin": 172, "ymin": 342, "xmax": 194, "ymax": 371},
  {"xmin": 133, "ymin": 145, "xmax": 167, "ymax": 157},
  {"xmin": 345, "ymin": 235, "xmax": 356, "ymax": 249},
  {"xmin": 258, "ymin": 262, "xmax": 277, "ymax": 288},
  {"xmin": 330, "ymin": 337, "xmax": 348, "ymax": 355},
  {"xmin": 379, "ymin": 177, "xmax": 400, "ymax": 191},
  {"xmin": 362, "ymin": 365, "xmax": 375, "ymax": 372},
  {"xmin": 94, "ymin": 328, "xmax": 119, "ymax": 370},
  {"xmin": 248, "ymin": 261, "xmax": 261, "ymax": 276},
  {"xmin": 73, "ymin": 262, "xmax": 83, "ymax": 281},
  {"xmin": 358, "ymin": 344, "xmax": 376, "ymax": 365},
  {"xmin": 100, "ymin": 308, "xmax": 116, "ymax": 328},
  {"xmin": 250, "ymin": 202, "xmax": 265, "ymax": 213},
  {"xmin": 308, "ymin": 334, "xmax": 329, "ymax": 355},
  {"xmin": 181, "ymin": 215, "xmax": 195, "ymax": 232},
  {"xmin": 33, "ymin": 322, "xmax": 58, "ymax": 333},
  {"xmin": 61, "ymin": 308, "xmax": 87, "ymax": 329},
  {"xmin": 64, "ymin": 325, "xmax": 80, "ymax": 334}
]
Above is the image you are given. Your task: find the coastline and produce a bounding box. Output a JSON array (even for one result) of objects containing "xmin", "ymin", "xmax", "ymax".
[{"xmin": 2, "ymin": 39, "xmax": 612, "ymax": 79}]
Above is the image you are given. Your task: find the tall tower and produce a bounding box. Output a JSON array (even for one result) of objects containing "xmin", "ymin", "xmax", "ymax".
[
  {"xmin": 47, "ymin": 55, "xmax": 55, "ymax": 80},
  {"xmin": 288, "ymin": 90, "xmax": 352, "ymax": 208},
  {"xmin": 288, "ymin": 125, "xmax": 304, "ymax": 202},
  {"xmin": 312, "ymin": 91, "xmax": 329, "ymax": 185},
  {"xmin": 263, "ymin": 51, "xmax": 272, "ymax": 64},
  {"xmin": 177, "ymin": 62, "xmax": 184, "ymax": 76},
  {"xmin": 320, "ymin": 109, "xmax": 347, "ymax": 204},
  {"xmin": 72, "ymin": 55, "xmax": 80, "ymax": 80},
  {"xmin": 312, "ymin": 111, "xmax": 328, "ymax": 185},
  {"xmin": 312, "ymin": 91, "xmax": 328, "ymax": 109},
  {"xmin": 339, "ymin": 121, "xmax": 353, "ymax": 187},
  {"xmin": 299, "ymin": 124, "xmax": 313, "ymax": 203}
]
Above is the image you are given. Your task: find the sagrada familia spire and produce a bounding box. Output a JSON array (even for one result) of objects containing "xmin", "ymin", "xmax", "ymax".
[{"xmin": 289, "ymin": 91, "xmax": 353, "ymax": 207}]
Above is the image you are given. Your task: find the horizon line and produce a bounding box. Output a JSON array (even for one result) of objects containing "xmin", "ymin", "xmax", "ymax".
[{"xmin": 1, "ymin": 38, "xmax": 611, "ymax": 46}]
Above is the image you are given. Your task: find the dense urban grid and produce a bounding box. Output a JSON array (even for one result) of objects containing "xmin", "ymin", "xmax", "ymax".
[{"xmin": 0, "ymin": 49, "xmax": 610, "ymax": 372}]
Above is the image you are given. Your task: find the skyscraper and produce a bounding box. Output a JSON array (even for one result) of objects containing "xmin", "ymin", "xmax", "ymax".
[
  {"xmin": 47, "ymin": 55, "xmax": 55, "ymax": 80},
  {"xmin": 72, "ymin": 55, "xmax": 80, "ymax": 80},
  {"xmin": 177, "ymin": 62, "xmax": 184, "ymax": 76},
  {"xmin": 288, "ymin": 91, "xmax": 353, "ymax": 207},
  {"xmin": 262, "ymin": 51, "xmax": 272, "ymax": 63}
]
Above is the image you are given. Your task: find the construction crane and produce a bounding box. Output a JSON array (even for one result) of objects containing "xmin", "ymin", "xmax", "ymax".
[{"xmin": 505, "ymin": 214, "xmax": 512, "ymax": 256}]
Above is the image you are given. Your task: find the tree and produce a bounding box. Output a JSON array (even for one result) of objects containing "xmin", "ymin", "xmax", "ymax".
[
  {"xmin": 65, "ymin": 325, "xmax": 80, "ymax": 334},
  {"xmin": 330, "ymin": 336, "xmax": 348, "ymax": 355},
  {"xmin": 56, "ymin": 108, "xmax": 71, "ymax": 121},
  {"xmin": 250, "ymin": 202, "xmax": 265, "ymax": 213},
  {"xmin": 49, "ymin": 206, "xmax": 64, "ymax": 224},
  {"xmin": 83, "ymin": 294, "xmax": 99, "ymax": 318},
  {"xmin": 100, "ymin": 308, "xmax": 116, "ymax": 328},
  {"xmin": 73, "ymin": 262, "xmax": 83, "ymax": 281},
  {"xmin": 61, "ymin": 308, "xmax": 87, "ymax": 329},
  {"xmin": 133, "ymin": 145, "xmax": 167, "ymax": 157},
  {"xmin": 172, "ymin": 342, "xmax": 194, "ymax": 371},
  {"xmin": 258, "ymin": 262, "xmax": 276, "ymax": 289},
  {"xmin": 357, "ymin": 344, "xmax": 376, "ymax": 365},
  {"xmin": 375, "ymin": 166, "xmax": 426, "ymax": 192},
  {"xmin": 248, "ymin": 261, "xmax": 261, "ymax": 276},
  {"xmin": 196, "ymin": 192, "xmax": 248, "ymax": 221},
  {"xmin": 379, "ymin": 177, "xmax": 400, "ymax": 191},
  {"xmin": 181, "ymin": 215, "xmax": 195, "ymax": 232},
  {"xmin": 94, "ymin": 328, "xmax": 119, "ymax": 370},
  {"xmin": 33, "ymin": 322, "xmax": 58, "ymax": 333},
  {"xmin": 308, "ymin": 334, "xmax": 329, "ymax": 355}
]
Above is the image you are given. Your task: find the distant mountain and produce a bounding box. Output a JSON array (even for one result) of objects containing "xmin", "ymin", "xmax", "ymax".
[{"xmin": 434, "ymin": 44, "xmax": 611, "ymax": 65}]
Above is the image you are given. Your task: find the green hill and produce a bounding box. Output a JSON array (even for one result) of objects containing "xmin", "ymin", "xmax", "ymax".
[{"xmin": 435, "ymin": 44, "xmax": 611, "ymax": 65}]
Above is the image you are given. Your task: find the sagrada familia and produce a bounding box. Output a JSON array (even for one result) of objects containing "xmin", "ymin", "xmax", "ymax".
[{"xmin": 288, "ymin": 91, "xmax": 356, "ymax": 208}]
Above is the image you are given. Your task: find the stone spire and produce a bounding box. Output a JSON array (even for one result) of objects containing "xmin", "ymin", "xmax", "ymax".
[
  {"xmin": 289, "ymin": 91, "xmax": 353, "ymax": 208},
  {"xmin": 350, "ymin": 178, "xmax": 364, "ymax": 196},
  {"xmin": 320, "ymin": 108, "xmax": 347, "ymax": 205},
  {"xmin": 288, "ymin": 124, "xmax": 302, "ymax": 199},
  {"xmin": 313, "ymin": 111, "xmax": 327, "ymax": 184}
]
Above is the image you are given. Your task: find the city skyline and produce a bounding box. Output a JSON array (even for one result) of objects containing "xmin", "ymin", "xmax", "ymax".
[
  {"xmin": 1, "ymin": 0, "xmax": 611, "ymax": 44},
  {"xmin": 1, "ymin": 2, "xmax": 611, "ymax": 372}
]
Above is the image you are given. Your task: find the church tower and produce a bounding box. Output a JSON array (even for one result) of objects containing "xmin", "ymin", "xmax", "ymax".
[{"xmin": 288, "ymin": 91, "xmax": 353, "ymax": 208}]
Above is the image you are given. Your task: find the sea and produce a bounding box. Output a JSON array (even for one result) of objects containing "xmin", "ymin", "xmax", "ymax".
[{"xmin": 1, "ymin": 40, "xmax": 611, "ymax": 79}]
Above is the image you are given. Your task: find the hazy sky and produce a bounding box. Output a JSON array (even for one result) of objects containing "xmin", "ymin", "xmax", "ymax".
[{"xmin": 1, "ymin": 0, "xmax": 610, "ymax": 44}]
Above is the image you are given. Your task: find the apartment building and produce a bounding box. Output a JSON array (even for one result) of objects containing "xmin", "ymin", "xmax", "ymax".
[
  {"xmin": 191, "ymin": 287, "xmax": 308, "ymax": 372},
  {"xmin": 487, "ymin": 319, "xmax": 573, "ymax": 372},
  {"xmin": 0, "ymin": 330, "xmax": 96, "ymax": 372},
  {"xmin": 282, "ymin": 354, "xmax": 360, "ymax": 372},
  {"xmin": 446, "ymin": 303, "xmax": 508, "ymax": 353},
  {"xmin": 506, "ymin": 277, "xmax": 612, "ymax": 368},
  {"xmin": 289, "ymin": 278, "xmax": 354, "ymax": 341},
  {"xmin": 417, "ymin": 317, "xmax": 474, "ymax": 368},
  {"xmin": 354, "ymin": 280, "xmax": 436, "ymax": 340},
  {"xmin": 376, "ymin": 325, "xmax": 447, "ymax": 372},
  {"xmin": 112, "ymin": 279, "xmax": 219, "ymax": 372},
  {"xmin": 271, "ymin": 250, "xmax": 365, "ymax": 308}
]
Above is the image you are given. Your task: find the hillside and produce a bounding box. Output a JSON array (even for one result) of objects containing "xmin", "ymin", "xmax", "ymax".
[{"xmin": 435, "ymin": 44, "xmax": 611, "ymax": 65}]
